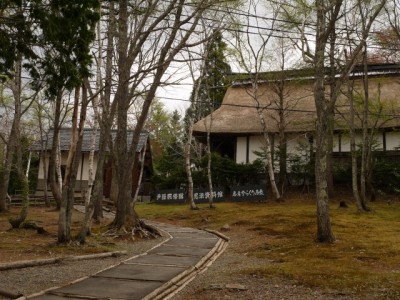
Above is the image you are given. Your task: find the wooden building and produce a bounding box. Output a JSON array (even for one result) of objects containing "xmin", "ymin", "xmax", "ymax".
[
  {"xmin": 31, "ymin": 128, "xmax": 153, "ymax": 199},
  {"xmin": 193, "ymin": 64, "xmax": 400, "ymax": 168}
]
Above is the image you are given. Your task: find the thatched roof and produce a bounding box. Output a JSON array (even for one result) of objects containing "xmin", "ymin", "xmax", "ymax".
[
  {"xmin": 30, "ymin": 128, "xmax": 149, "ymax": 152},
  {"xmin": 193, "ymin": 65, "xmax": 400, "ymax": 135}
]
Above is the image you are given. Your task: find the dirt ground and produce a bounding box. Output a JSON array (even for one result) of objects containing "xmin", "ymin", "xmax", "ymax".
[
  {"xmin": 0, "ymin": 206, "xmax": 124, "ymax": 263},
  {"xmin": 0, "ymin": 206, "xmax": 350, "ymax": 300},
  {"xmin": 1, "ymin": 204, "xmax": 399, "ymax": 300}
]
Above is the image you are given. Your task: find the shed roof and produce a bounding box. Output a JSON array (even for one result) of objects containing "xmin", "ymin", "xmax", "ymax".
[{"xmin": 31, "ymin": 128, "xmax": 149, "ymax": 153}]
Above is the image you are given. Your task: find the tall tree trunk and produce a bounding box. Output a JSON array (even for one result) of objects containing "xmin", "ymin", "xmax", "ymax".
[
  {"xmin": 360, "ymin": 49, "xmax": 370, "ymax": 211},
  {"xmin": 254, "ymin": 92, "xmax": 281, "ymax": 202},
  {"xmin": 0, "ymin": 121, "xmax": 16, "ymax": 212},
  {"xmin": 92, "ymin": 1, "xmax": 115, "ymax": 221},
  {"xmin": 185, "ymin": 117, "xmax": 197, "ymax": 210},
  {"xmin": 0, "ymin": 57, "xmax": 24, "ymax": 212},
  {"xmin": 206, "ymin": 119, "xmax": 215, "ymax": 208},
  {"xmin": 326, "ymin": 29, "xmax": 336, "ymax": 198},
  {"xmin": 58, "ymin": 86, "xmax": 88, "ymax": 243},
  {"xmin": 38, "ymin": 108, "xmax": 50, "ymax": 207},
  {"xmin": 133, "ymin": 141, "xmax": 147, "ymax": 204},
  {"xmin": 9, "ymin": 124, "xmax": 29, "ymax": 228},
  {"xmin": 49, "ymin": 92, "xmax": 63, "ymax": 209},
  {"xmin": 92, "ymin": 132, "xmax": 107, "ymax": 221},
  {"xmin": 112, "ymin": 0, "xmax": 133, "ymax": 230},
  {"xmin": 78, "ymin": 116, "xmax": 97, "ymax": 242},
  {"xmin": 278, "ymin": 131, "xmax": 287, "ymax": 194},
  {"xmin": 311, "ymin": 0, "xmax": 384, "ymax": 242},
  {"xmin": 111, "ymin": 0, "xmax": 218, "ymax": 230},
  {"xmin": 8, "ymin": 58, "xmax": 29, "ymax": 226},
  {"xmin": 347, "ymin": 80, "xmax": 363, "ymax": 211},
  {"xmin": 277, "ymin": 80, "xmax": 287, "ymax": 195},
  {"xmin": 314, "ymin": 0, "xmax": 335, "ymax": 243}
]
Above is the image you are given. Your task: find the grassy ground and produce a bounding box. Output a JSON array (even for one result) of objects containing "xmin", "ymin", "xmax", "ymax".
[
  {"xmin": 1, "ymin": 194, "xmax": 399, "ymax": 295},
  {"xmin": 0, "ymin": 207, "xmax": 121, "ymax": 263},
  {"xmin": 136, "ymin": 195, "xmax": 400, "ymax": 294}
]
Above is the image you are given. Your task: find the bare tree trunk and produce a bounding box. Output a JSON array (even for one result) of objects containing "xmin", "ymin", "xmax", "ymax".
[
  {"xmin": 7, "ymin": 58, "xmax": 29, "ymax": 226},
  {"xmin": 42, "ymin": 151, "xmax": 50, "ymax": 207},
  {"xmin": 9, "ymin": 125, "xmax": 29, "ymax": 228},
  {"xmin": 276, "ymin": 71, "xmax": 288, "ymax": 195},
  {"xmin": 55, "ymin": 137, "xmax": 63, "ymax": 193},
  {"xmin": 58, "ymin": 85, "xmax": 88, "ymax": 243},
  {"xmin": 78, "ymin": 120, "xmax": 97, "ymax": 242},
  {"xmin": 347, "ymin": 79, "xmax": 363, "ymax": 211},
  {"xmin": 278, "ymin": 130, "xmax": 287, "ymax": 194},
  {"xmin": 92, "ymin": 2, "xmax": 116, "ymax": 221},
  {"xmin": 37, "ymin": 104, "xmax": 51, "ymax": 207},
  {"xmin": 110, "ymin": 0, "xmax": 223, "ymax": 232},
  {"xmin": 314, "ymin": 0, "xmax": 335, "ymax": 243},
  {"xmin": 78, "ymin": 11, "xmax": 106, "ymax": 239},
  {"xmin": 92, "ymin": 133, "xmax": 106, "ymax": 221},
  {"xmin": 185, "ymin": 117, "xmax": 197, "ymax": 210},
  {"xmin": 0, "ymin": 124, "xmax": 16, "ymax": 212},
  {"xmin": 0, "ymin": 65, "xmax": 21, "ymax": 211},
  {"xmin": 360, "ymin": 48, "xmax": 371, "ymax": 211},
  {"xmin": 206, "ymin": 117, "xmax": 215, "ymax": 208},
  {"xmin": 49, "ymin": 92, "xmax": 63, "ymax": 209},
  {"xmin": 133, "ymin": 141, "xmax": 147, "ymax": 204},
  {"xmin": 184, "ymin": 41, "xmax": 210, "ymax": 211},
  {"xmin": 253, "ymin": 83, "xmax": 281, "ymax": 201}
]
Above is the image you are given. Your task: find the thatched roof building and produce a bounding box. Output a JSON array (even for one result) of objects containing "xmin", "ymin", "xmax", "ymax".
[{"xmin": 193, "ymin": 63, "xmax": 400, "ymax": 136}]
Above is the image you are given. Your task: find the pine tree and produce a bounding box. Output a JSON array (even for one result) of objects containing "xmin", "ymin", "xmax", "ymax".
[{"xmin": 191, "ymin": 31, "xmax": 231, "ymax": 122}]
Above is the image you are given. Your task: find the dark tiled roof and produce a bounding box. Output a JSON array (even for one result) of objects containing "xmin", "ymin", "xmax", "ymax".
[{"xmin": 31, "ymin": 128, "xmax": 149, "ymax": 153}]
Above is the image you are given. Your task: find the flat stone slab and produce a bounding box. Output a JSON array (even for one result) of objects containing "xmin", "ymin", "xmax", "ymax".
[
  {"xmin": 148, "ymin": 244, "xmax": 211, "ymax": 257},
  {"xmin": 32, "ymin": 295, "xmax": 83, "ymax": 300},
  {"xmin": 29, "ymin": 221, "xmax": 225, "ymax": 300},
  {"xmin": 125, "ymin": 253, "xmax": 200, "ymax": 267},
  {"xmin": 164, "ymin": 237, "xmax": 218, "ymax": 249},
  {"xmin": 171, "ymin": 232, "xmax": 217, "ymax": 239},
  {"xmin": 43, "ymin": 277, "xmax": 163, "ymax": 300},
  {"xmin": 156, "ymin": 226, "xmax": 198, "ymax": 233},
  {"xmin": 94, "ymin": 263, "xmax": 187, "ymax": 281}
]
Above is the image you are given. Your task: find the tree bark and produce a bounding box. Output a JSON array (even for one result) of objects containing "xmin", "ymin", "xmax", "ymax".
[
  {"xmin": 347, "ymin": 78, "xmax": 363, "ymax": 211},
  {"xmin": 314, "ymin": 0, "xmax": 335, "ymax": 243},
  {"xmin": 133, "ymin": 141, "xmax": 147, "ymax": 204},
  {"xmin": 206, "ymin": 117, "xmax": 215, "ymax": 208},
  {"xmin": 185, "ymin": 116, "xmax": 197, "ymax": 210},
  {"xmin": 78, "ymin": 112, "xmax": 97, "ymax": 242},
  {"xmin": 254, "ymin": 89, "xmax": 281, "ymax": 202},
  {"xmin": 8, "ymin": 57, "xmax": 29, "ymax": 227},
  {"xmin": 58, "ymin": 86, "xmax": 88, "ymax": 243},
  {"xmin": 92, "ymin": 2, "xmax": 116, "ymax": 221},
  {"xmin": 48, "ymin": 92, "xmax": 63, "ymax": 210}
]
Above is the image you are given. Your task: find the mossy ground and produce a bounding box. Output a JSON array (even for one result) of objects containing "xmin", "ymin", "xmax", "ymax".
[
  {"xmin": 1, "ymin": 192, "xmax": 399, "ymax": 295},
  {"xmin": 137, "ymin": 193, "xmax": 400, "ymax": 294}
]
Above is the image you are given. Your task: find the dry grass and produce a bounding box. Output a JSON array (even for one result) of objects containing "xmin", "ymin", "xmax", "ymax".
[
  {"xmin": 136, "ymin": 195, "xmax": 400, "ymax": 295},
  {"xmin": 0, "ymin": 207, "xmax": 121, "ymax": 263},
  {"xmin": 2, "ymin": 194, "xmax": 399, "ymax": 296}
]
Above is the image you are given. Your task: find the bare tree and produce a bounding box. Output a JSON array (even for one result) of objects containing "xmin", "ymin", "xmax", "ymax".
[
  {"xmin": 227, "ymin": 0, "xmax": 282, "ymax": 201},
  {"xmin": 267, "ymin": 39, "xmax": 304, "ymax": 196},
  {"xmin": 281, "ymin": 0, "xmax": 386, "ymax": 242},
  {"xmin": 100, "ymin": 0, "xmax": 231, "ymax": 234},
  {"xmin": 6, "ymin": 58, "xmax": 29, "ymax": 226},
  {"xmin": 58, "ymin": 85, "xmax": 90, "ymax": 243}
]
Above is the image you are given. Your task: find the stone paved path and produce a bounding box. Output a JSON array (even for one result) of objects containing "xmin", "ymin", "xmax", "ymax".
[{"xmin": 26, "ymin": 222, "xmax": 228, "ymax": 300}]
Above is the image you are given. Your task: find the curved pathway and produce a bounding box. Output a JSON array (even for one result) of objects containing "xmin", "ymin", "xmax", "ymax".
[{"xmin": 25, "ymin": 222, "xmax": 228, "ymax": 300}]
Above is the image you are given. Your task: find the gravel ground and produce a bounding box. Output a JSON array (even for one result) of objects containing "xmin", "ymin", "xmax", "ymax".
[
  {"xmin": 0, "ymin": 237, "xmax": 166, "ymax": 299},
  {"xmin": 172, "ymin": 228, "xmax": 399, "ymax": 300},
  {"xmin": 1, "ymin": 223, "xmax": 399, "ymax": 300},
  {"xmin": 172, "ymin": 229, "xmax": 354, "ymax": 300}
]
